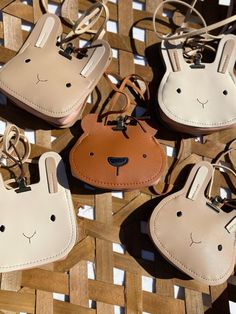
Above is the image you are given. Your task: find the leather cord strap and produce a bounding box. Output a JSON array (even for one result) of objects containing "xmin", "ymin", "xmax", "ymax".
[
  {"xmin": 40, "ymin": 0, "xmax": 109, "ymax": 42},
  {"xmin": 207, "ymin": 139, "xmax": 236, "ymax": 208},
  {"xmin": 153, "ymin": 0, "xmax": 236, "ymax": 41},
  {"xmin": 101, "ymin": 72, "xmax": 150, "ymax": 118},
  {"xmin": 0, "ymin": 124, "xmax": 31, "ymax": 187}
]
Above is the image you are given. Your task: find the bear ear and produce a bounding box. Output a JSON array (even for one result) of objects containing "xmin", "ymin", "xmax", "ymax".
[
  {"xmin": 215, "ymin": 35, "xmax": 236, "ymax": 74},
  {"xmin": 19, "ymin": 13, "xmax": 62, "ymax": 53},
  {"xmin": 81, "ymin": 114, "xmax": 102, "ymax": 133},
  {"xmin": 140, "ymin": 121, "xmax": 157, "ymax": 137}
]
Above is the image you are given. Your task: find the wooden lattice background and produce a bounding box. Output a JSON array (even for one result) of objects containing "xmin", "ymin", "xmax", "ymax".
[{"xmin": 0, "ymin": 0, "xmax": 236, "ymax": 313}]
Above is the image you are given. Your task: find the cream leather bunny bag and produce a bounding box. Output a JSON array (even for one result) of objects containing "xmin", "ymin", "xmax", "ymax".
[
  {"xmin": 149, "ymin": 161, "xmax": 236, "ymax": 285},
  {"xmin": 0, "ymin": 2, "xmax": 111, "ymax": 128},
  {"xmin": 158, "ymin": 35, "xmax": 236, "ymax": 134},
  {"xmin": 153, "ymin": 0, "xmax": 236, "ymax": 134},
  {"xmin": 0, "ymin": 146, "xmax": 77, "ymax": 272}
]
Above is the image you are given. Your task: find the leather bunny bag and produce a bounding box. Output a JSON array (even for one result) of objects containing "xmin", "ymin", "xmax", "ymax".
[
  {"xmin": 0, "ymin": 2, "xmax": 111, "ymax": 128},
  {"xmin": 0, "ymin": 149, "xmax": 77, "ymax": 272},
  {"xmin": 158, "ymin": 35, "xmax": 236, "ymax": 134},
  {"xmin": 149, "ymin": 161, "xmax": 236, "ymax": 285},
  {"xmin": 69, "ymin": 74, "xmax": 166, "ymax": 190}
]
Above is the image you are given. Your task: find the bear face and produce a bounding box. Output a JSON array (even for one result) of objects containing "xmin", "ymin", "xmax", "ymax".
[
  {"xmin": 70, "ymin": 114, "xmax": 166, "ymax": 190},
  {"xmin": 158, "ymin": 35, "xmax": 236, "ymax": 130},
  {"xmin": 0, "ymin": 152, "xmax": 77, "ymax": 272},
  {"xmin": 149, "ymin": 162, "xmax": 236, "ymax": 285}
]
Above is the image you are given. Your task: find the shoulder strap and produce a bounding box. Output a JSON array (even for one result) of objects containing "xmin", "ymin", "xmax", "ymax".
[
  {"xmin": 100, "ymin": 72, "xmax": 150, "ymax": 119},
  {"xmin": 207, "ymin": 139, "xmax": 236, "ymax": 208},
  {"xmin": 153, "ymin": 0, "xmax": 236, "ymax": 41}
]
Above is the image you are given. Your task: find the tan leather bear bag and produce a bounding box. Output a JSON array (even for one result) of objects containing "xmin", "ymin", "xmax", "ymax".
[
  {"xmin": 149, "ymin": 161, "xmax": 236, "ymax": 285},
  {"xmin": 70, "ymin": 74, "xmax": 166, "ymax": 190},
  {"xmin": 0, "ymin": 2, "xmax": 111, "ymax": 128},
  {"xmin": 0, "ymin": 125, "xmax": 77, "ymax": 271},
  {"xmin": 153, "ymin": 0, "xmax": 236, "ymax": 134}
]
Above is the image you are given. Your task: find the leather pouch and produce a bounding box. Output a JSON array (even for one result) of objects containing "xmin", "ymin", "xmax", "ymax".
[
  {"xmin": 0, "ymin": 2, "xmax": 111, "ymax": 128},
  {"xmin": 0, "ymin": 147, "xmax": 77, "ymax": 272},
  {"xmin": 149, "ymin": 161, "xmax": 236, "ymax": 285},
  {"xmin": 158, "ymin": 35, "xmax": 236, "ymax": 134},
  {"xmin": 69, "ymin": 74, "xmax": 166, "ymax": 190}
]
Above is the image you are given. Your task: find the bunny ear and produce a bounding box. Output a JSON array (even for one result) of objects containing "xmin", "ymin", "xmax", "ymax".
[
  {"xmin": 19, "ymin": 13, "xmax": 62, "ymax": 53},
  {"xmin": 214, "ymin": 35, "xmax": 236, "ymax": 74},
  {"xmin": 38, "ymin": 152, "xmax": 69, "ymax": 194},
  {"xmin": 184, "ymin": 161, "xmax": 213, "ymax": 200},
  {"xmin": 161, "ymin": 39, "xmax": 187, "ymax": 72}
]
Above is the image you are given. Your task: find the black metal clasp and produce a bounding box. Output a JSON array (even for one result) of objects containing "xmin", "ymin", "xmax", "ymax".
[
  {"xmin": 190, "ymin": 53, "xmax": 205, "ymax": 69},
  {"xmin": 206, "ymin": 195, "xmax": 223, "ymax": 213},
  {"xmin": 112, "ymin": 116, "xmax": 127, "ymax": 131},
  {"xmin": 15, "ymin": 177, "xmax": 31, "ymax": 194},
  {"xmin": 59, "ymin": 43, "xmax": 74, "ymax": 60}
]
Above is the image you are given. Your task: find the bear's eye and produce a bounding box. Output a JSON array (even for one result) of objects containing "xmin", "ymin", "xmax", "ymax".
[
  {"xmin": 218, "ymin": 244, "xmax": 223, "ymax": 251},
  {"xmin": 0, "ymin": 225, "xmax": 5, "ymax": 232},
  {"xmin": 176, "ymin": 88, "xmax": 181, "ymax": 94},
  {"xmin": 89, "ymin": 152, "xmax": 94, "ymax": 156},
  {"xmin": 143, "ymin": 154, "xmax": 147, "ymax": 158},
  {"xmin": 66, "ymin": 83, "xmax": 72, "ymax": 88},
  {"xmin": 50, "ymin": 215, "xmax": 56, "ymax": 222},
  {"xmin": 25, "ymin": 59, "xmax": 31, "ymax": 63},
  {"xmin": 176, "ymin": 211, "xmax": 182, "ymax": 217},
  {"xmin": 223, "ymin": 90, "xmax": 228, "ymax": 96}
]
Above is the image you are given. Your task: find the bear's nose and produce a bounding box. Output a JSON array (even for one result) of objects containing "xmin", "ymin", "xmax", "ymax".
[{"xmin": 107, "ymin": 157, "xmax": 128, "ymax": 167}]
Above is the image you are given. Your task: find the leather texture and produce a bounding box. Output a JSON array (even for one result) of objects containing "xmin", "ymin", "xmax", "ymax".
[
  {"xmin": 69, "ymin": 113, "xmax": 166, "ymax": 190},
  {"xmin": 0, "ymin": 151, "xmax": 77, "ymax": 272},
  {"xmin": 158, "ymin": 34, "xmax": 236, "ymax": 134},
  {"xmin": 0, "ymin": 13, "xmax": 111, "ymax": 127},
  {"xmin": 149, "ymin": 161, "xmax": 236, "ymax": 285}
]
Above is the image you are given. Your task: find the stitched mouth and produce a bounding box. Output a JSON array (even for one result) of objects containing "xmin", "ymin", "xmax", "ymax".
[
  {"xmin": 196, "ymin": 98, "xmax": 208, "ymax": 108},
  {"xmin": 23, "ymin": 230, "xmax": 37, "ymax": 244},
  {"xmin": 189, "ymin": 232, "xmax": 202, "ymax": 247},
  {"xmin": 36, "ymin": 74, "xmax": 48, "ymax": 85}
]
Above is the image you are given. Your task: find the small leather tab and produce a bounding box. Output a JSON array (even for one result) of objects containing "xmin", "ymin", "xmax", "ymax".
[
  {"xmin": 225, "ymin": 216, "xmax": 236, "ymax": 234},
  {"xmin": 187, "ymin": 165, "xmax": 209, "ymax": 200}
]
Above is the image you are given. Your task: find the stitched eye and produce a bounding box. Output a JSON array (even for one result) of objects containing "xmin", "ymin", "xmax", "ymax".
[
  {"xmin": 25, "ymin": 59, "xmax": 31, "ymax": 63},
  {"xmin": 177, "ymin": 211, "xmax": 182, "ymax": 217},
  {"xmin": 218, "ymin": 244, "xmax": 223, "ymax": 251},
  {"xmin": 50, "ymin": 215, "xmax": 56, "ymax": 222},
  {"xmin": 66, "ymin": 83, "xmax": 72, "ymax": 88},
  {"xmin": 176, "ymin": 88, "xmax": 181, "ymax": 94},
  {"xmin": 223, "ymin": 90, "xmax": 228, "ymax": 96},
  {"xmin": 143, "ymin": 154, "xmax": 147, "ymax": 158},
  {"xmin": 89, "ymin": 152, "xmax": 94, "ymax": 156},
  {"xmin": 0, "ymin": 225, "xmax": 5, "ymax": 232}
]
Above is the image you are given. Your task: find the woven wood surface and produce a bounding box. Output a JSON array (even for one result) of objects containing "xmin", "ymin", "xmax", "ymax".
[{"xmin": 0, "ymin": 0, "xmax": 236, "ymax": 313}]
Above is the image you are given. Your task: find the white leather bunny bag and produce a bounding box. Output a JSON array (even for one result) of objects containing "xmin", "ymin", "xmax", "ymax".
[
  {"xmin": 158, "ymin": 34, "xmax": 236, "ymax": 134},
  {"xmin": 0, "ymin": 151, "xmax": 77, "ymax": 272},
  {"xmin": 0, "ymin": 2, "xmax": 111, "ymax": 128}
]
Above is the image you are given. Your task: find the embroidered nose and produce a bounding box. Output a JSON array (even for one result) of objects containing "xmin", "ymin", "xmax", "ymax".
[
  {"xmin": 197, "ymin": 98, "xmax": 208, "ymax": 108},
  {"xmin": 107, "ymin": 157, "xmax": 128, "ymax": 167},
  {"xmin": 23, "ymin": 231, "xmax": 36, "ymax": 244},
  {"xmin": 189, "ymin": 232, "xmax": 202, "ymax": 247},
  {"xmin": 36, "ymin": 74, "xmax": 48, "ymax": 85}
]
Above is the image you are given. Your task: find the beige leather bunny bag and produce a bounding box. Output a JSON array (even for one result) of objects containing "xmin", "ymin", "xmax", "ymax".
[
  {"xmin": 0, "ymin": 2, "xmax": 111, "ymax": 127},
  {"xmin": 149, "ymin": 161, "xmax": 236, "ymax": 285},
  {"xmin": 0, "ymin": 147, "xmax": 77, "ymax": 272}
]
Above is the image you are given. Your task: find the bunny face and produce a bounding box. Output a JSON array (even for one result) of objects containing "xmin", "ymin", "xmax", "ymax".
[
  {"xmin": 149, "ymin": 162, "xmax": 236, "ymax": 285},
  {"xmin": 70, "ymin": 114, "xmax": 166, "ymax": 190},
  {"xmin": 159, "ymin": 35, "xmax": 236, "ymax": 131},
  {"xmin": 0, "ymin": 152, "xmax": 76, "ymax": 272},
  {"xmin": 0, "ymin": 14, "xmax": 111, "ymax": 125}
]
